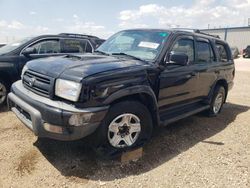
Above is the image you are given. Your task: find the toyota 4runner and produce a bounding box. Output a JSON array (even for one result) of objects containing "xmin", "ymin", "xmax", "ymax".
[{"xmin": 8, "ymin": 29, "xmax": 234, "ymax": 156}]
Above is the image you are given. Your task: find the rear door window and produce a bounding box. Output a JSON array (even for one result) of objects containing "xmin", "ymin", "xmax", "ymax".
[
  {"xmin": 216, "ymin": 43, "xmax": 229, "ymax": 62},
  {"xmin": 196, "ymin": 41, "xmax": 215, "ymax": 63}
]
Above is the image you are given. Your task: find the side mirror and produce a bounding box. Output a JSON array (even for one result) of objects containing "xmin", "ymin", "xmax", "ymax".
[
  {"xmin": 22, "ymin": 47, "xmax": 37, "ymax": 56},
  {"xmin": 169, "ymin": 52, "xmax": 189, "ymax": 66}
]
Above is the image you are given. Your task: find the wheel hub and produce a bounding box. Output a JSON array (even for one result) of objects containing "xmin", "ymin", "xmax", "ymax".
[
  {"xmin": 108, "ymin": 113, "xmax": 141, "ymax": 148},
  {"xmin": 213, "ymin": 93, "xmax": 223, "ymax": 114}
]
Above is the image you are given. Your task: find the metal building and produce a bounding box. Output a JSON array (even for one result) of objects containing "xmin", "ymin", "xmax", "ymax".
[{"xmin": 201, "ymin": 26, "xmax": 250, "ymax": 51}]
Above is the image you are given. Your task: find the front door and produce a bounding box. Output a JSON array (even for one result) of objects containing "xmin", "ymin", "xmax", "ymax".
[{"xmin": 158, "ymin": 36, "xmax": 199, "ymax": 108}]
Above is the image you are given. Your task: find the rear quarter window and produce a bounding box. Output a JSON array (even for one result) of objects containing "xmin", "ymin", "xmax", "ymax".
[{"xmin": 216, "ymin": 42, "xmax": 230, "ymax": 62}]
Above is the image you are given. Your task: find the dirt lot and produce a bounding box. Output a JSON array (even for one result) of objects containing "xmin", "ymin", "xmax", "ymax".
[{"xmin": 0, "ymin": 57, "xmax": 249, "ymax": 188}]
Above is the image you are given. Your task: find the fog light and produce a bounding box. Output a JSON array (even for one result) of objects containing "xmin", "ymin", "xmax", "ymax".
[
  {"xmin": 69, "ymin": 113, "xmax": 93, "ymax": 126},
  {"xmin": 44, "ymin": 123, "xmax": 63, "ymax": 134}
]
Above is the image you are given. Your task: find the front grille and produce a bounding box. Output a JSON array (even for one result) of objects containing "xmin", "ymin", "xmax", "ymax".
[{"xmin": 23, "ymin": 70, "xmax": 53, "ymax": 98}]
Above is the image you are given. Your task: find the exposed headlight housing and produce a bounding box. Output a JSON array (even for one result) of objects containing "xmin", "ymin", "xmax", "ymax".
[
  {"xmin": 55, "ymin": 79, "xmax": 82, "ymax": 102},
  {"xmin": 21, "ymin": 65, "xmax": 28, "ymax": 79}
]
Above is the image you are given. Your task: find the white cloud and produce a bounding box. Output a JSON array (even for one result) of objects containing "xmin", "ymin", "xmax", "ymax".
[
  {"xmin": 66, "ymin": 19, "xmax": 113, "ymax": 39},
  {"xmin": 29, "ymin": 11, "xmax": 37, "ymax": 15},
  {"xmin": 118, "ymin": 1, "xmax": 250, "ymax": 29},
  {"xmin": 73, "ymin": 14, "xmax": 79, "ymax": 19},
  {"xmin": 0, "ymin": 20, "xmax": 7, "ymax": 28},
  {"xmin": 7, "ymin": 20, "xmax": 24, "ymax": 29}
]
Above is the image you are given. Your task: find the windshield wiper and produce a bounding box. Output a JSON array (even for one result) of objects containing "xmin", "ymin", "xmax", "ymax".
[
  {"xmin": 111, "ymin": 52, "xmax": 143, "ymax": 61},
  {"xmin": 94, "ymin": 50, "xmax": 110, "ymax": 56}
]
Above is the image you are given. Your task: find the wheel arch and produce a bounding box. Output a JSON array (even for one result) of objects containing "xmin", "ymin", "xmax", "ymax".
[
  {"xmin": 0, "ymin": 71, "xmax": 12, "ymax": 88},
  {"xmin": 210, "ymin": 79, "xmax": 228, "ymax": 103},
  {"xmin": 103, "ymin": 85, "xmax": 160, "ymax": 127}
]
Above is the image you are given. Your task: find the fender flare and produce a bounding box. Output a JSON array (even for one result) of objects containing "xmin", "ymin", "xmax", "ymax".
[{"xmin": 103, "ymin": 85, "xmax": 158, "ymax": 108}]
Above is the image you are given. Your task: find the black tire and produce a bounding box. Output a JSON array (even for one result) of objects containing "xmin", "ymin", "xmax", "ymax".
[
  {"xmin": 0, "ymin": 79, "xmax": 8, "ymax": 106},
  {"xmin": 92, "ymin": 100, "xmax": 153, "ymax": 159},
  {"xmin": 207, "ymin": 86, "xmax": 226, "ymax": 117}
]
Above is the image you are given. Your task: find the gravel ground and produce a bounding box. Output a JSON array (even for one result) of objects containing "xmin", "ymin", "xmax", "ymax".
[{"xmin": 0, "ymin": 57, "xmax": 249, "ymax": 188}]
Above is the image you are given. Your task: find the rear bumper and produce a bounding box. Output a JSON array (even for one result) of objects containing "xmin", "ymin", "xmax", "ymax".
[{"xmin": 8, "ymin": 81, "xmax": 109, "ymax": 141}]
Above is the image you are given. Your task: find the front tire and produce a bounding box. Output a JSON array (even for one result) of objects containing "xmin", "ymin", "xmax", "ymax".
[
  {"xmin": 93, "ymin": 100, "xmax": 153, "ymax": 158},
  {"xmin": 207, "ymin": 86, "xmax": 225, "ymax": 116}
]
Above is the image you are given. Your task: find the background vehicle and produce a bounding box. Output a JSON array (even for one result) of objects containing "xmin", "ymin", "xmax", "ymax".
[
  {"xmin": 0, "ymin": 33, "xmax": 104, "ymax": 106},
  {"xmin": 243, "ymin": 45, "xmax": 250, "ymax": 58},
  {"xmin": 0, "ymin": 44, "xmax": 6, "ymax": 48},
  {"xmin": 8, "ymin": 29, "xmax": 234, "ymax": 158},
  {"xmin": 230, "ymin": 46, "xmax": 239, "ymax": 58}
]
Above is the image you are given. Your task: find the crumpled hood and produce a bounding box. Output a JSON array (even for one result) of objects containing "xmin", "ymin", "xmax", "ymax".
[{"xmin": 26, "ymin": 54, "xmax": 146, "ymax": 82}]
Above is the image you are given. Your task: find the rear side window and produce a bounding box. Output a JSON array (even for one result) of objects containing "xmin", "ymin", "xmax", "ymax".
[
  {"xmin": 216, "ymin": 43, "xmax": 229, "ymax": 62},
  {"xmin": 171, "ymin": 38, "xmax": 194, "ymax": 62},
  {"xmin": 196, "ymin": 41, "xmax": 214, "ymax": 63},
  {"xmin": 61, "ymin": 39, "xmax": 92, "ymax": 53}
]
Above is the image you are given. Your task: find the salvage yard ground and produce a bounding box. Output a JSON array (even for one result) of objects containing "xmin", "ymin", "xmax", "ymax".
[{"xmin": 0, "ymin": 57, "xmax": 249, "ymax": 188}]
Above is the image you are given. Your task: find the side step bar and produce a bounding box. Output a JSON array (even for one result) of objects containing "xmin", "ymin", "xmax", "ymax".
[{"xmin": 160, "ymin": 103, "xmax": 210, "ymax": 126}]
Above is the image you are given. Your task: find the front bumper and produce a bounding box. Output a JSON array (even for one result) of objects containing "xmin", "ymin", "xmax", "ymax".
[{"xmin": 8, "ymin": 81, "xmax": 109, "ymax": 141}]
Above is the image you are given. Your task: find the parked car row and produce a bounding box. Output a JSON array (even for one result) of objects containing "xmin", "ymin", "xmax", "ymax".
[
  {"xmin": 6, "ymin": 29, "xmax": 235, "ymax": 157},
  {"xmin": 243, "ymin": 45, "xmax": 250, "ymax": 58},
  {"xmin": 230, "ymin": 46, "xmax": 239, "ymax": 59},
  {"xmin": 0, "ymin": 33, "xmax": 105, "ymax": 105}
]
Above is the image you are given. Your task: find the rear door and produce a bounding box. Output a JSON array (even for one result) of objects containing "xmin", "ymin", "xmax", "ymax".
[{"xmin": 193, "ymin": 37, "xmax": 217, "ymax": 98}]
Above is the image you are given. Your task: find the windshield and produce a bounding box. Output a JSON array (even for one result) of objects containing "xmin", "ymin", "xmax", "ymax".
[
  {"xmin": 97, "ymin": 30, "xmax": 169, "ymax": 61},
  {"xmin": 0, "ymin": 37, "xmax": 33, "ymax": 55}
]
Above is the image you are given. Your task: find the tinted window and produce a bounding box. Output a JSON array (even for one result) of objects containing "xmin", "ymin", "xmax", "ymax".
[
  {"xmin": 171, "ymin": 38, "xmax": 194, "ymax": 62},
  {"xmin": 197, "ymin": 41, "xmax": 214, "ymax": 63},
  {"xmin": 216, "ymin": 43, "xmax": 229, "ymax": 62},
  {"xmin": 61, "ymin": 39, "xmax": 90, "ymax": 53},
  {"xmin": 30, "ymin": 40, "xmax": 60, "ymax": 54}
]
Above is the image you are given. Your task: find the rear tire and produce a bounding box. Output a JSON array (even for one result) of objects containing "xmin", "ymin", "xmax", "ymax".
[
  {"xmin": 207, "ymin": 86, "xmax": 225, "ymax": 117},
  {"xmin": 93, "ymin": 100, "xmax": 153, "ymax": 159},
  {"xmin": 0, "ymin": 79, "xmax": 8, "ymax": 106}
]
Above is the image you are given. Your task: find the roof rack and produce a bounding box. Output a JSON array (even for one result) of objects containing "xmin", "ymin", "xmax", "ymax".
[
  {"xmin": 171, "ymin": 28, "xmax": 220, "ymax": 39},
  {"xmin": 59, "ymin": 33, "xmax": 99, "ymax": 39}
]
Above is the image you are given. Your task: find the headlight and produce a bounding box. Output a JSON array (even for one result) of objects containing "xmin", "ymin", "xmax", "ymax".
[
  {"xmin": 21, "ymin": 65, "xmax": 28, "ymax": 79},
  {"xmin": 55, "ymin": 79, "xmax": 82, "ymax": 102}
]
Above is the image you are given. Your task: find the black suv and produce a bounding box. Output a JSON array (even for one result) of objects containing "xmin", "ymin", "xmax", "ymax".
[
  {"xmin": 0, "ymin": 33, "xmax": 104, "ymax": 105},
  {"xmin": 8, "ymin": 29, "xmax": 234, "ymax": 156},
  {"xmin": 243, "ymin": 45, "xmax": 250, "ymax": 58}
]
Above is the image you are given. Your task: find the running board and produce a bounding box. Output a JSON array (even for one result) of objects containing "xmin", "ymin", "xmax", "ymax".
[{"xmin": 160, "ymin": 103, "xmax": 210, "ymax": 126}]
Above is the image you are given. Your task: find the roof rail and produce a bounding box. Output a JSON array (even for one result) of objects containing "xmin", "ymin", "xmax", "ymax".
[
  {"xmin": 194, "ymin": 30, "xmax": 220, "ymax": 39},
  {"xmin": 59, "ymin": 33, "xmax": 99, "ymax": 39},
  {"xmin": 172, "ymin": 28, "xmax": 200, "ymax": 32},
  {"xmin": 171, "ymin": 28, "xmax": 220, "ymax": 39}
]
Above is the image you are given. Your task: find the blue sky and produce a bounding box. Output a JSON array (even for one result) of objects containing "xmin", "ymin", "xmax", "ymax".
[{"xmin": 0, "ymin": 0, "xmax": 250, "ymax": 42}]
